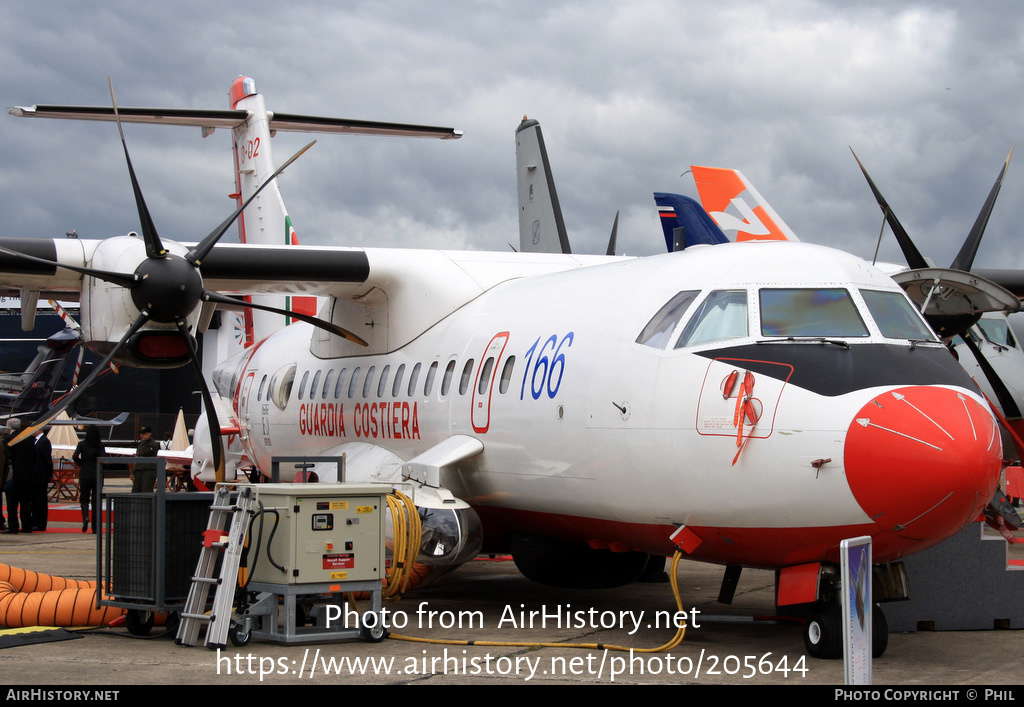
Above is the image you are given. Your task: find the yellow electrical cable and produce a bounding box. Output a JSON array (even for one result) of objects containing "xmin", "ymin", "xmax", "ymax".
[
  {"xmin": 343, "ymin": 490, "xmax": 425, "ymax": 610},
  {"xmin": 383, "ymin": 490, "xmax": 421, "ymax": 599},
  {"xmin": 350, "ymin": 491, "xmax": 687, "ymax": 653}
]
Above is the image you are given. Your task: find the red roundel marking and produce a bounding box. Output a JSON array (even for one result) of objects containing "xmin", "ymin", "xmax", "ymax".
[{"xmin": 845, "ymin": 386, "xmax": 1000, "ymax": 544}]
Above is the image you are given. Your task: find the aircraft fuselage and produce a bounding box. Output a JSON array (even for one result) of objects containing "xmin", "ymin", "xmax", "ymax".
[{"xmin": 218, "ymin": 241, "xmax": 1001, "ymax": 570}]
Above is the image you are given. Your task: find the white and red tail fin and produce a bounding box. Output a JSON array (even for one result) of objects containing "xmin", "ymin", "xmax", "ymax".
[
  {"xmin": 228, "ymin": 77, "xmax": 315, "ymax": 346},
  {"xmin": 12, "ymin": 75, "xmax": 461, "ymax": 350},
  {"xmin": 226, "ymin": 75, "xmax": 461, "ymax": 343},
  {"xmin": 691, "ymin": 165, "xmax": 799, "ymax": 242}
]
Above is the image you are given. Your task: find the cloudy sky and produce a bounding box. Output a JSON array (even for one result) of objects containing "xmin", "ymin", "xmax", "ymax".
[{"xmin": 1, "ymin": 0, "xmax": 1022, "ymax": 270}]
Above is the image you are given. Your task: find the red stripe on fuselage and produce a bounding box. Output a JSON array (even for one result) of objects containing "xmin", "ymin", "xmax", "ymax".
[{"xmin": 474, "ymin": 505, "xmax": 951, "ymax": 568}]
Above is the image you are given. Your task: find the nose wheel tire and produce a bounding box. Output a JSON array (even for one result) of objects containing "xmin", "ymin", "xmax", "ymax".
[
  {"xmin": 803, "ymin": 602, "xmax": 889, "ymax": 659},
  {"xmin": 872, "ymin": 603, "xmax": 888, "ymax": 658},
  {"xmin": 803, "ymin": 602, "xmax": 841, "ymax": 659}
]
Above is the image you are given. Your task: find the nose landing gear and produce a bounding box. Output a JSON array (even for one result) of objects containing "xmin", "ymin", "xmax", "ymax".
[{"xmin": 801, "ymin": 601, "xmax": 888, "ymax": 659}]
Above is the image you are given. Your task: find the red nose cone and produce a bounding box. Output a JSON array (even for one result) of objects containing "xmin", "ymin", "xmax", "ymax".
[{"xmin": 845, "ymin": 386, "xmax": 1000, "ymax": 549}]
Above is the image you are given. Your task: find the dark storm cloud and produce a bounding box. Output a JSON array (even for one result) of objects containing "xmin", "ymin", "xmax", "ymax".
[{"xmin": 1, "ymin": 0, "xmax": 1022, "ymax": 265}]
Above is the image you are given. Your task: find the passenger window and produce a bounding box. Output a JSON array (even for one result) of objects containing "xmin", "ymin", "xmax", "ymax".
[
  {"xmin": 676, "ymin": 290, "xmax": 748, "ymax": 348},
  {"xmin": 760, "ymin": 289, "xmax": 868, "ymax": 337},
  {"xmin": 348, "ymin": 367, "xmax": 362, "ymax": 398},
  {"xmin": 322, "ymin": 369, "xmax": 334, "ymax": 399},
  {"xmin": 861, "ymin": 290, "xmax": 936, "ymax": 340},
  {"xmin": 408, "ymin": 363, "xmax": 421, "ymax": 397},
  {"xmin": 440, "ymin": 360, "xmax": 457, "ymax": 396},
  {"xmin": 257, "ymin": 375, "xmax": 267, "ymax": 401},
  {"xmin": 310, "ymin": 370, "xmax": 322, "ymax": 400},
  {"xmin": 298, "ymin": 371, "xmax": 310, "ymax": 400},
  {"xmin": 637, "ymin": 290, "xmax": 700, "ymax": 348},
  {"xmin": 377, "ymin": 365, "xmax": 391, "ymax": 398},
  {"xmin": 363, "ymin": 366, "xmax": 377, "ymax": 398},
  {"xmin": 392, "ymin": 364, "xmax": 406, "ymax": 398},
  {"xmin": 499, "ymin": 356, "xmax": 515, "ymax": 394},
  {"xmin": 459, "ymin": 359, "xmax": 475, "ymax": 395},
  {"xmin": 269, "ymin": 364, "xmax": 296, "ymax": 411},
  {"xmin": 424, "ymin": 362, "xmax": 438, "ymax": 396},
  {"xmin": 478, "ymin": 357, "xmax": 495, "ymax": 395},
  {"xmin": 334, "ymin": 368, "xmax": 348, "ymax": 398}
]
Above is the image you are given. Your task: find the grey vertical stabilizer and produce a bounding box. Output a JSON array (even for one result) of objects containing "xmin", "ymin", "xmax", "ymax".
[{"xmin": 516, "ymin": 118, "xmax": 571, "ymax": 254}]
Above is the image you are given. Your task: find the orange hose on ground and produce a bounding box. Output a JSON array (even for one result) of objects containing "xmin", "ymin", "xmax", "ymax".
[
  {"xmin": 395, "ymin": 562, "xmax": 433, "ymax": 594},
  {"xmin": 348, "ymin": 561, "xmax": 433, "ymax": 602},
  {"xmin": 0, "ymin": 581, "xmax": 124, "ymax": 628},
  {"xmin": 0, "ymin": 563, "xmax": 95, "ymax": 593},
  {"xmin": 0, "ymin": 563, "xmax": 124, "ymax": 628}
]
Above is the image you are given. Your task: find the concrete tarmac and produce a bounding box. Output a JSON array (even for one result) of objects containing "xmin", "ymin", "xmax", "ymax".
[{"xmin": 1, "ymin": 504, "xmax": 1023, "ymax": 686}]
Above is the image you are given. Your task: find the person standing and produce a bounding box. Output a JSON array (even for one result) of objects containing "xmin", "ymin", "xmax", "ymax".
[
  {"xmin": 131, "ymin": 426, "xmax": 159, "ymax": 493},
  {"xmin": 32, "ymin": 431, "xmax": 52, "ymax": 531},
  {"xmin": 73, "ymin": 426, "xmax": 103, "ymax": 532},
  {"xmin": 3, "ymin": 419, "xmax": 35, "ymax": 533}
]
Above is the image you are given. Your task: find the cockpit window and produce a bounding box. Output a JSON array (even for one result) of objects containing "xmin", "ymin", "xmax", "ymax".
[
  {"xmin": 637, "ymin": 290, "xmax": 700, "ymax": 348},
  {"xmin": 675, "ymin": 290, "xmax": 748, "ymax": 348},
  {"xmin": 977, "ymin": 316, "xmax": 1018, "ymax": 348},
  {"xmin": 760, "ymin": 289, "xmax": 868, "ymax": 337},
  {"xmin": 860, "ymin": 290, "xmax": 935, "ymax": 340}
]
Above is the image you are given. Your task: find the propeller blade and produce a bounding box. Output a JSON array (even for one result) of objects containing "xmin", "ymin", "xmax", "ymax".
[
  {"xmin": 109, "ymin": 78, "xmax": 166, "ymax": 260},
  {"xmin": 8, "ymin": 310, "xmax": 150, "ymax": 444},
  {"xmin": 186, "ymin": 140, "xmax": 317, "ymax": 267},
  {"xmin": 606, "ymin": 210, "xmax": 619, "ymax": 256},
  {"xmin": 0, "ymin": 245, "xmax": 139, "ymax": 288},
  {"xmin": 850, "ymin": 148, "xmax": 929, "ymax": 269},
  {"xmin": 201, "ymin": 290, "xmax": 368, "ymax": 346},
  {"xmin": 951, "ymin": 146, "xmax": 1014, "ymax": 271},
  {"xmin": 960, "ymin": 328, "xmax": 1023, "ymax": 420},
  {"xmin": 175, "ymin": 319, "xmax": 224, "ymax": 483}
]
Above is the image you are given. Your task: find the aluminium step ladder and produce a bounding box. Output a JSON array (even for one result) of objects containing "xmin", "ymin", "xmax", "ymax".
[{"xmin": 175, "ymin": 484, "xmax": 255, "ymax": 648}]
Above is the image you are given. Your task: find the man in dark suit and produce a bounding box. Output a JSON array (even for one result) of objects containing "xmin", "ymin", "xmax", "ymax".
[{"xmin": 3, "ymin": 419, "xmax": 35, "ymax": 534}]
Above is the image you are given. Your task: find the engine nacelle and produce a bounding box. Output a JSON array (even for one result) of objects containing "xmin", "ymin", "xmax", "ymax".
[
  {"xmin": 404, "ymin": 485, "xmax": 483, "ymax": 567},
  {"xmin": 81, "ymin": 235, "xmax": 200, "ymax": 368}
]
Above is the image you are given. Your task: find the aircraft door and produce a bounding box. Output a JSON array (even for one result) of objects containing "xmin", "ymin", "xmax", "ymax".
[
  {"xmin": 238, "ymin": 372, "xmax": 255, "ymax": 442},
  {"xmin": 471, "ymin": 332, "xmax": 509, "ymax": 433}
]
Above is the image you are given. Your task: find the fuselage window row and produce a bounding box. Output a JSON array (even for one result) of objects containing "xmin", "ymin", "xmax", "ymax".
[{"xmin": 285, "ymin": 354, "xmax": 519, "ymax": 407}]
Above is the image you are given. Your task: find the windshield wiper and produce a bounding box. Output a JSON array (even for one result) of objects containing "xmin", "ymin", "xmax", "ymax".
[{"xmin": 757, "ymin": 337, "xmax": 850, "ymax": 349}]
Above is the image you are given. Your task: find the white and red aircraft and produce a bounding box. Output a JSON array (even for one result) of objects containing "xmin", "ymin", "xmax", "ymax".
[{"xmin": 1, "ymin": 77, "xmax": 1005, "ymax": 658}]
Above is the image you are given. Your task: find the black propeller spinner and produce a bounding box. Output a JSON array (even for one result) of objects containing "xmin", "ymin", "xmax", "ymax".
[
  {"xmin": 130, "ymin": 254, "xmax": 204, "ymax": 323},
  {"xmin": 5, "ymin": 80, "xmax": 367, "ymax": 483}
]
